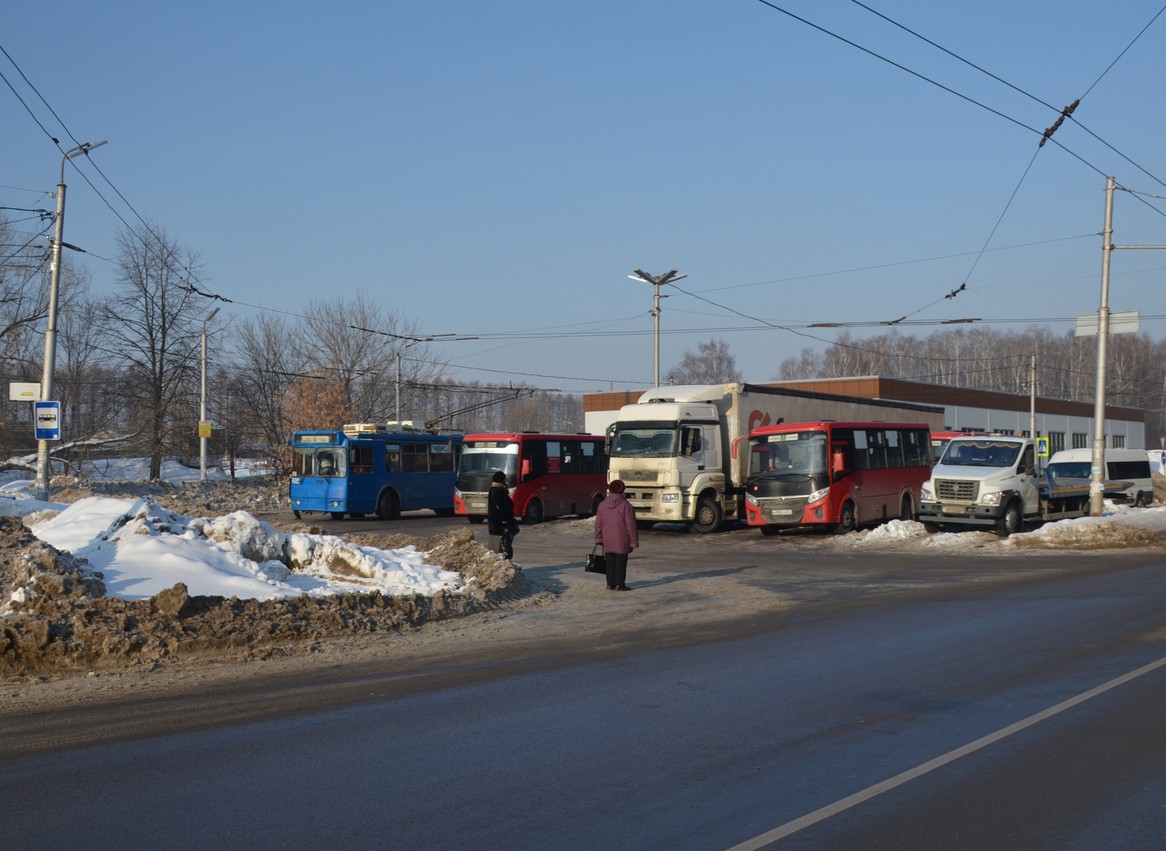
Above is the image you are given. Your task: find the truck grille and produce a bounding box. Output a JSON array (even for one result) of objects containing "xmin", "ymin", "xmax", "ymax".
[
  {"xmin": 618, "ymin": 469, "xmax": 658, "ymax": 484},
  {"xmin": 936, "ymin": 479, "xmax": 979, "ymax": 501}
]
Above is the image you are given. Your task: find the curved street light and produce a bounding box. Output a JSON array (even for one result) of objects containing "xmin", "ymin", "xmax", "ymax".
[{"xmin": 628, "ymin": 268, "xmax": 685, "ymax": 388}]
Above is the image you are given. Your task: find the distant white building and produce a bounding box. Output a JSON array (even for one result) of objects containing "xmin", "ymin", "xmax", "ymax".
[{"xmin": 583, "ymin": 375, "xmax": 1146, "ymax": 452}]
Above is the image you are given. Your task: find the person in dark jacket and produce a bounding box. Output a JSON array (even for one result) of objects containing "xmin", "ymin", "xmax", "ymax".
[
  {"xmin": 594, "ymin": 479, "xmax": 639, "ymax": 591},
  {"xmin": 487, "ymin": 471, "xmax": 518, "ymax": 559}
]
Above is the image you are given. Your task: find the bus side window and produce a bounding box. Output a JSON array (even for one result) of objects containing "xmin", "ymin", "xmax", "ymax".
[
  {"xmin": 524, "ymin": 441, "xmax": 548, "ymax": 481},
  {"xmin": 885, "ymin": 430, "xmax": 904, "ymax": 468},
  {"xmin": 386, "ymin": 445, "xmax": 401, "ymax": 473},
  {"xmin": 429, "ymin": 442, "xmax": 454, "ymax": 472},
  {"xmin": 402, "ymin": 444, "xmax": 428, "ymax": 473},
  {"xmin": 350, "ymin": 446, "xmax": 374, "ymax": 474}
]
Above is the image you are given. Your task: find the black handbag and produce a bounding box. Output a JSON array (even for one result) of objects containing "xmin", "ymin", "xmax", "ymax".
[{"xmin": 585, "ymin": 544, "xmax": 605, "ymax": 573}]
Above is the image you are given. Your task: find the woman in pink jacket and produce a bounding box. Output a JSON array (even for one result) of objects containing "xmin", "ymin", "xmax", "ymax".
[{"xmin": 594, "ymin": 479, "xmax": 639, "ymax": 591}]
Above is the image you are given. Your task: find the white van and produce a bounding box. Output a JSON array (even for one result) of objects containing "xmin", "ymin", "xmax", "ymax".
[{"xmin": 1045, "ymin": 448, "xmax": 1154, "ymax": 506}]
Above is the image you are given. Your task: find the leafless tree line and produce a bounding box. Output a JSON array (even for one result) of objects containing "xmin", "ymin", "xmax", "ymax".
[
  {"xmin": 0, "ymin": 217, "xmax": 586, "ymax": 478},
  {"xmin": 777, "ymin": 327, "xmax": 1166, "ymax": 441}
]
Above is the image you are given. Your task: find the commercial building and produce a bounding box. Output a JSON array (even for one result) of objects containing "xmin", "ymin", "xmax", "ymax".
[{"xmin": 583, "ymin": 375, "xmax": 1145, "ymax": 452}]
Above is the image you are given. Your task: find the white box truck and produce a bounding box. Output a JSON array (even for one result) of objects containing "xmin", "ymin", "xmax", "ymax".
[{"xmin": 606, "ymin": 383, "xmax": 943, "ymax": 532}]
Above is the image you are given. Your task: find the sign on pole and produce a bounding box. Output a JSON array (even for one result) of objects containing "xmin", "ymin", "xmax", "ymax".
[
  {"xmin": 9, "ymin": 382, "xmax": 41, "ymax": 402},
  {"xmin": 34, "ymin": 401, "xmax": 61, "ymax": 441},
  {"xmin": 1074, "ymin": 310, "xmax": 1140, "ymax": 337},
  {"xmin": 1036, "ymin": 436, "xmax": 1049, "ymax": 458}
]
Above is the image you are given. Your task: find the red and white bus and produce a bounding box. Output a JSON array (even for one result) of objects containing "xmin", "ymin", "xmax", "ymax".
[
  {"xmin": 744, "ymin": 421, "xmax": 932, "ymax": 535},
  {"xmin": 453, "ymin": 433, "xmax": 609, "ymax": 524}
]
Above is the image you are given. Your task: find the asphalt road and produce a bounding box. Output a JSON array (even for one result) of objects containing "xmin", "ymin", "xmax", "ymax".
[{"xmin": 2, "ymin": 514, "xmax": 1164, "ymax": 850}]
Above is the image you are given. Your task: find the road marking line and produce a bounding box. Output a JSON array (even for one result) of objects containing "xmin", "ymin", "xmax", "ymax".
[{"xmin": 726, "ymin": 653, "xmax": 1166, "ymax": 850}]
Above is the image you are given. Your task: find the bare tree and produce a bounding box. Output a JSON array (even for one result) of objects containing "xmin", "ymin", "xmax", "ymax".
[
  {"xmin": 665, "ymin": 338, "xmax": 741, "ymax": 385},
  {"xmin": 101, "ymin": 222, "xmax": 206, "ymax": 480},
  {"xmin": 229, "ymin": 313, "xmax": 300, "ymax": 466}
]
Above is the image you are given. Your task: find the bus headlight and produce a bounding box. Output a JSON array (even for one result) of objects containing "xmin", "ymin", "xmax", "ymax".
[
  {"xmin": 807, "ymin": 487, "xmax": 829, "ymax": 503},
  {"xmin": 745, "ymin": 492, "xmax": 758, "ymax": 506}
]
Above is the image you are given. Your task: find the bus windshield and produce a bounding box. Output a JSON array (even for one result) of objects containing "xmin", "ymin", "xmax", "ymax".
[
  {"xmin": 292, "ymin": 446, "xmax": 345, "ymax": 478},
  {"xmin": 458, "ymin": 443, "xmax": 519, "ymax": 478},
  {"xmin": 610, "ymin": 423, "xmax": 677, "ymax": 458},
  {"xmin": 749, "ymin": 432, "xmax": 828, "ymax": 477}
]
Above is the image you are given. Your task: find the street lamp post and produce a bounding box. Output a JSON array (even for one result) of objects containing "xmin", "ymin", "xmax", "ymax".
[
  {"xmin": 199, "ymin": 306, "xmax": 221, "ymax": 481},
  {"xmin": 34, "ymin": 139, "xmax": 107, "ymax": 501},
  {"xmin": 628, "ymin": 269, "xmax": 685, "ymax": 388}
]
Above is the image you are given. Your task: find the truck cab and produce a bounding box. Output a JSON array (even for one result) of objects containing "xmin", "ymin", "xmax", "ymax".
[{"xmin": 607, "ymin": 401, "xmax": 727, "ymax": 532}]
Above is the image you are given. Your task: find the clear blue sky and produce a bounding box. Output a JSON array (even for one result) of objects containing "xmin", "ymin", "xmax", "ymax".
[{"xmin": 4, "ymin": 1, "xmax": 1165, "ymax": 395}]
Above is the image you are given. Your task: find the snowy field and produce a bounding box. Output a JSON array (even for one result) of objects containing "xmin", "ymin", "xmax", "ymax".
[{"xmin": 0, "ymin": 458, "xmax": 463, "ymax": 604}]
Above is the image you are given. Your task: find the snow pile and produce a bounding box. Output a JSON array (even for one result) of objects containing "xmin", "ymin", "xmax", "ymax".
[
  {"xmin": 845, "ymin": 504, "xmax": 1166, "ymax": 551},
  {"xmin": 1005, "ymin": 504, "xmax": 1166, "ymax": 550},
  {"xmin": 26, "ymin": 496, "xmax": 464, "ymax": 603}
]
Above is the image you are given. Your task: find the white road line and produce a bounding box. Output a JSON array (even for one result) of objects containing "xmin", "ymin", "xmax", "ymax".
[{"xmin": 726, "ymin": 653, "xmax": 1166, "ymax": 850}]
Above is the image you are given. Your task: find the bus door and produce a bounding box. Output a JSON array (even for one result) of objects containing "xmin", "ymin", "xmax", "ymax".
[{"xmin": 343, "ymin": 441, "xmax": 379, "ymax": 514}]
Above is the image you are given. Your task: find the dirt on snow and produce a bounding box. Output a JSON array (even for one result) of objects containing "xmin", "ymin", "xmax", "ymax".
[{"xmin": 0, "ymin": 477, "xmax": 530, "ymax": 681}]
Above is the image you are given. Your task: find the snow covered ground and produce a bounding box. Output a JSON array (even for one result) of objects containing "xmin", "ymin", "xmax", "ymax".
[{"xmin": 0, "ymin": 458, "xmax": 463, "ymax": 604}]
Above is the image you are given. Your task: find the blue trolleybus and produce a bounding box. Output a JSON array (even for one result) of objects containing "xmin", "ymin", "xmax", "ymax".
[{"xmin": 290, "ymin": 426, "xmax": 463, "ymax": 520}]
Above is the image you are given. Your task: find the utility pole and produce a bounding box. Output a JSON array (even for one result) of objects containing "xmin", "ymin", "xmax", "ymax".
[
  {"xmin": 1029, "ymin": 353, "xmax": 1037, "ymax": 447},
  {"xmin": 35, "ymin": 140, "xmax": 107, "ymax": 501},
  {"xmin": 628, "ymin": 269, "xmax": 686, "ymax": 388},
  {"xmin": 199, "ymin": 306, "xmax": 220, "ymax": 481},
  {"xmin": 1089, "ymin": 176, "xmax": 1166, "ymax": 516}
]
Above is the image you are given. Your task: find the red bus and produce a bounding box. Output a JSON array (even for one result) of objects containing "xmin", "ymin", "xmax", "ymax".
[
  {"xmin": 453, "ymin": 433, "xmax": 609, "ymax": 524},
  {"xmin": 744, "ymin": 421, "xmax": 932, "ymax": 535},
  {"xmin": 930, "ymin": 430, "xmax": 978, "ymax": 463}
]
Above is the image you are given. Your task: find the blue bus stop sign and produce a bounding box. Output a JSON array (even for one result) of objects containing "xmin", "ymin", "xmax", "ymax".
[{"xmin": 34, "ymin": 400, "xmax": 61, "ymax": 441}]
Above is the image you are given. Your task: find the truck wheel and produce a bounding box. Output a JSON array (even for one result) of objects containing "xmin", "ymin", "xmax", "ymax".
[
  {"xmin": 995, "ymin": 501, "xmax": 1022, "ymax": 537},
  {"xmin": 1134, "ymin": 492, "xmax": 1148, "ymax": 508},
  {"xmin": 834, "ymin": 501, "xmax": 857, "ymax": 534},
  {"xmin": 691, "ymin": 496, "xmax": 724, "ymax": 533},
  {"xmin": 922, "ymin": 522, "xmax": 942, "ymax": 533}
]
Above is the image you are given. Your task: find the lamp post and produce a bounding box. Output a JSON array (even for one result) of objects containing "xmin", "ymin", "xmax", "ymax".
[
  {"xmin": 628, "ymin": 269, "xmax": 685, "ymax": 388},
  {"xmin": 34, "ymin": 139, "xmax": 107, "ymax": 501},
  {"xmin": 199, "ymin": 306, "xmax": 221, "ymax": 481}
]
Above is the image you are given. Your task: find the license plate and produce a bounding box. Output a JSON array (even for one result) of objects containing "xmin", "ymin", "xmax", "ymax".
[
  {"xmin": 771, "ymin": 509, "xmax": 794, "ymax": 516},
  {"xmin": 942, "ymin": 505, "xmax": 966, "ymax": 516}
]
